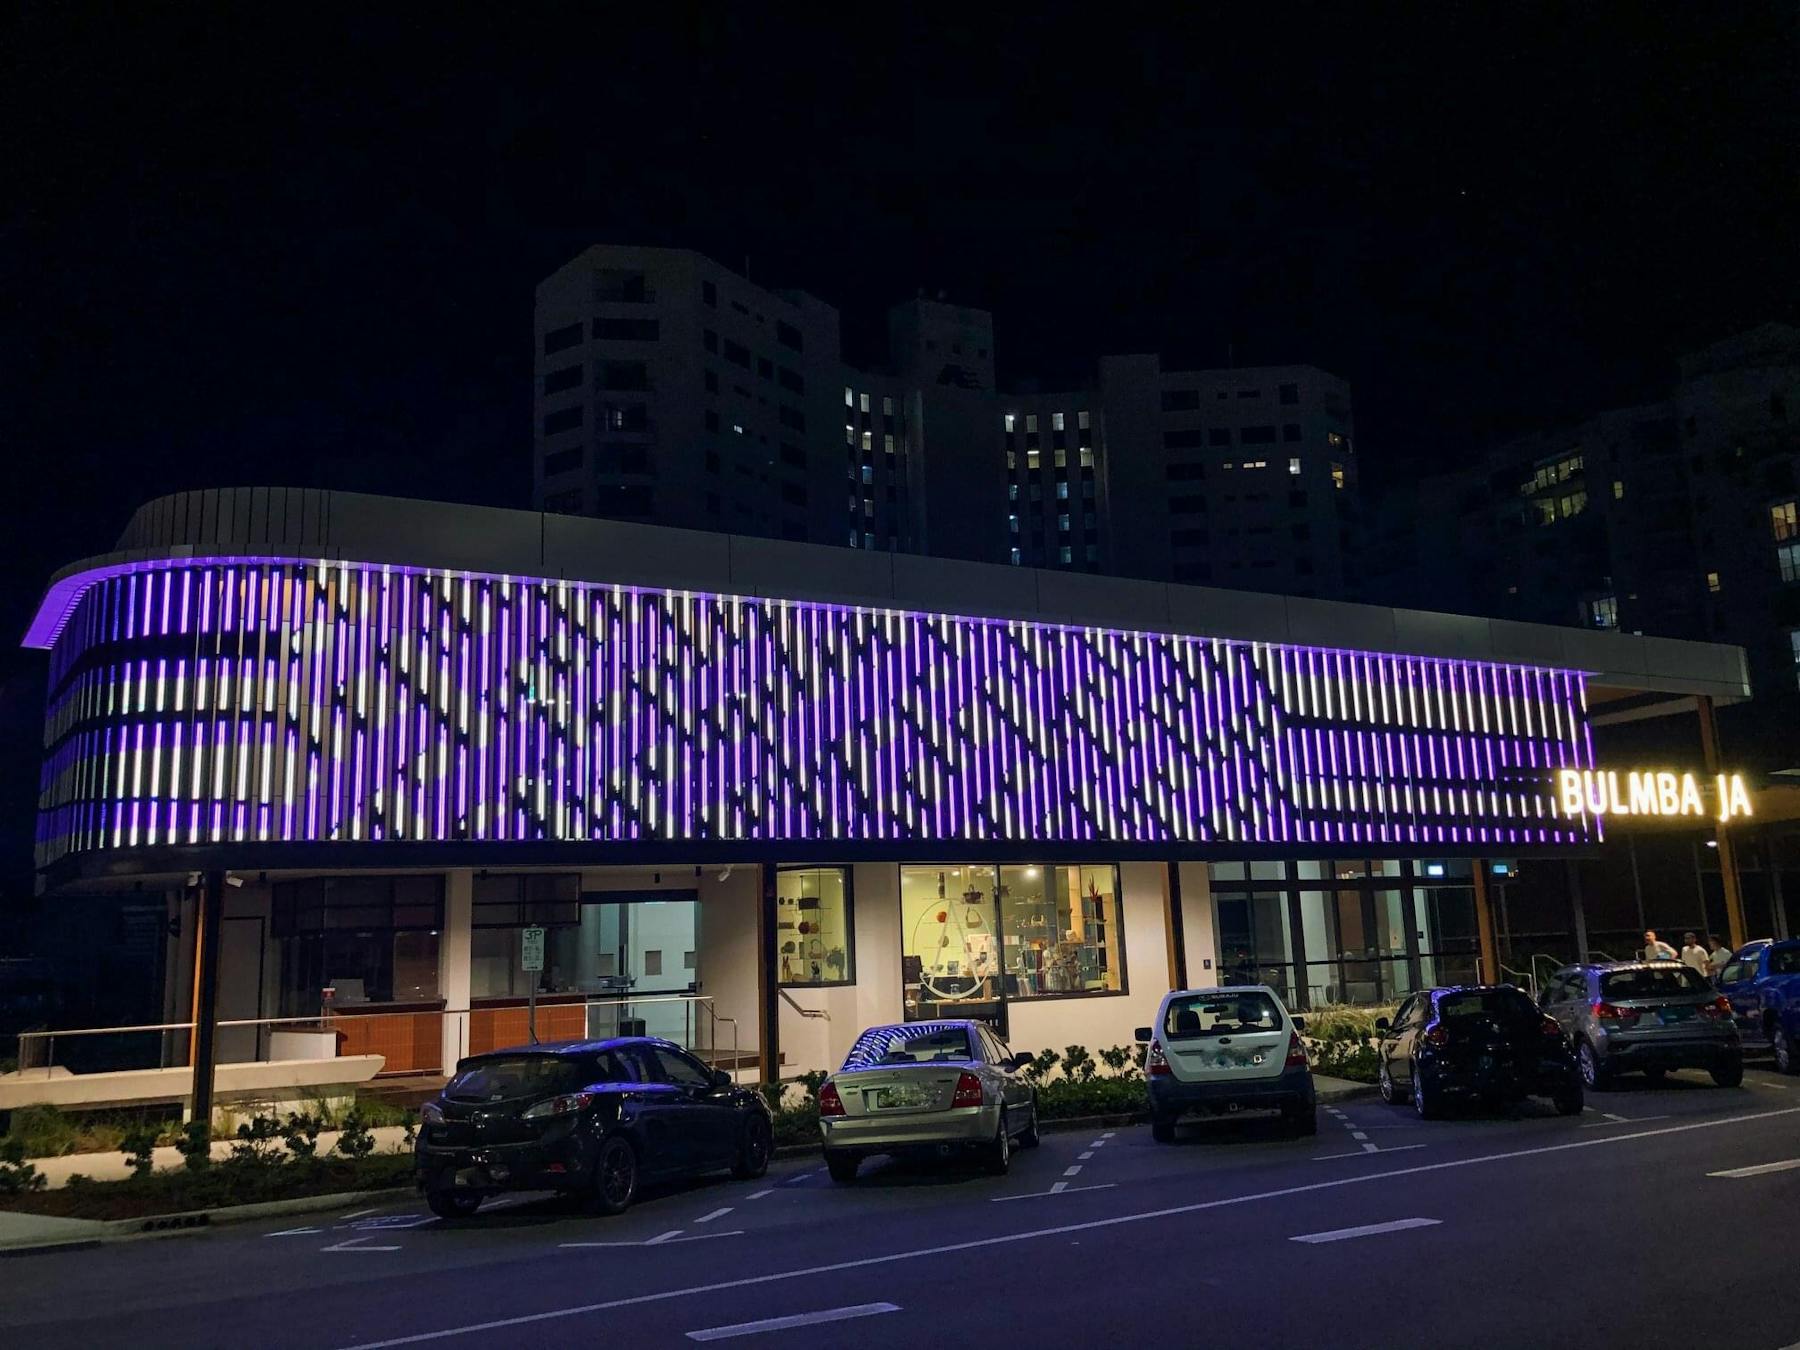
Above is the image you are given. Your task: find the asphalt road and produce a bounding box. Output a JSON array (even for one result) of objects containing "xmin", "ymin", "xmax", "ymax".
[{"xmin": 6, "ymin": 1066, "xmax": 1800, "ymax": 1349}]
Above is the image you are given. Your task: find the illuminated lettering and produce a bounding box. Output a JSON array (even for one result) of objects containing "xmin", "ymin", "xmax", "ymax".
[
  {"xmin": 1557, "ymin": 767, "xmax": 1755, "ymax": 821},
  {"xmin": 1657, "ymin": 772, "xmax": 1680, "ymax": 815},
  {"xmin": 1628, "ymin": 773, "xmax": 1657, "ymax": 815}
]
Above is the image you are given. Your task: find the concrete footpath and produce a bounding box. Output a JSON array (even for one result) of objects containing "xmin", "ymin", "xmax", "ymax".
[{"xmin": 25, "ymin": 1124, "xmax": 414, "ymax": 1188}]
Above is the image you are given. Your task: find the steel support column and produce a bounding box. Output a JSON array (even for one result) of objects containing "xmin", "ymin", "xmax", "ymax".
[
  {"xmin": 1696, "ymin": 695, "xmax": 1748, "ymax": 948},
  {"xmin": 1163, "ymin": 863, "xmax": 1188, "ymax": 991},
  {"xmin": 1472, "ymin": 859, "xmax": 1500, "ymax": 984},
  {"xmin": 757, "ymin": 864, "xmax": 780, "ymax": 1086},
  {"xmin": 189, "ymin": 869, "xmax": 226, "ymax": 1130}
]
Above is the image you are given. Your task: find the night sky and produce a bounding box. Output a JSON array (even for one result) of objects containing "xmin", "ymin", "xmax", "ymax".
[{"xmin": 3, "ymin": 5, "xmax": 1797, "ymax": 885}]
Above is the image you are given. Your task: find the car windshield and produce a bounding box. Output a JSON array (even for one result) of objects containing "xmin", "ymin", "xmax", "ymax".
[
  {"xmin": 445, "ymin": 1055, "xmax": 599, "ymax": 1102},
  {"xmin": 1601, "ymin": 967, "xmax": 1708, "ymax": 999},
  {"xmin": 1436, "ymin": 989, "xmax": 1538, "ymax": 1021},
  {"xmin": 843, "ymin": 1023, "xmax": 974, "ymax": 1068},
  {"xmin": 1164, "ymin": 991, "xmax": 1283, "ymax": 1039}
]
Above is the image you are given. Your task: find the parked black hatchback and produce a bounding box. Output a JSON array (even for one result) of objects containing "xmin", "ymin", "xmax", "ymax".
[
  {"xmin": 415, "ymin": 1037, "xmax": 772, "ymax": 1217},
  {"xmin": 1376, "ymin": 984, "xmax": 1584, "ymax": 1119}
]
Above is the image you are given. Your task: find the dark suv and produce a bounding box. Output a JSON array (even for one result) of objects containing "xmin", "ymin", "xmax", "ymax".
[
  {"xmin": 1540, "ymin": 961, "xmax": 1742, "ymax": 1089},
  {"xmin": 415, "ymin": 1037, "xmax": 772, "ymax": 1217}
]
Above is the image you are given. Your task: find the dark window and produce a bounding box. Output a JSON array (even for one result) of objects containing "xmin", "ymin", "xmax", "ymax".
[
  {"xmin": 1291, "ymin": 522, "xmax": 1311, "ymax": 540},
  {"xmin": 723, "ymin": 339, "xmax": 751, "ymax": 369},
  {"xmin": 780, "ymin": 482, "xmax": 807, "ymax": 506},
  {"xmin": 542, "ymin": 322, "xmax": 583, "ymax": 356},
  {"xmin": 702, "ymin": 280, "xmax": 717, "ymax": 307},
  {"xmin": 1171, "ymin": 527, "xmax": 1209, "ymax": 545},
  {"xmin": 778, "ymin": 367, "xmax": 805, "ymax": 394},
  {"xmin": 648, "ymin": 1046, "xmax": 713, "ymax": 1089},
  {"xmin": 1208, "ymin": 428, "xmax": 1232, "ymax": 447},
  {"xmin": 1164, "ymin": 429, "xmax": 1207, "ymax": 449},
  {"xmin": 593, "ymin": 317, "xmax": 658, "ymax": 341},
  {"xmin": 542, "ymin": 406, "xmax": 583, "ymax": 436},
  {"xmin": 703, "ymin": 328, "xmax": 718, "ymax": 354},
  {"xmin": 1282, "ymin": 423, "xmax": 1301, "ymax": 442},
  {"xmin": 605, "ymin": 484, "xmax": 653, "ymax": 516},
  {"xmin": 779, "ymin": 443, "xmax": 806, "ymax": 468},
  {"xmin": 1166, "ymin": 463, "xmax": 1205, "ymax": 482},
  {"xmin": 704, "ymin": 369, "xmax": 718, "ymax": 393},
  {"xmin": 705, "ymin": 409, "xmax": 720, "ymax": 433},
  {"xmin": 1236, "ymin": 388, "xmax": 1261, "ymax": 400},
  {"xmin": 1288, "ymin": 490, "xmax": 1308, "ymax": 508},
  {"xmin": 542, "ymin": 365, "xmax": 582, "ymax": 395},
  {"xmin": 779, "ymin": 405, "xmax": 806, "ymax": 431},
  {"xmin": 704, "ymin": 449, "xmax": 720, "ymax": 473},
  {"xmin": 446, "ymin": 1055, "xmax": 600, "ymax": 1103},
  {"xmin": 1241, "ymin": 425, "xmax": 1277, "ymax": 445},
  {"xmin": 1161, "ymin": 390, "xmax": 1200, "ymax": 412},
  {"xmin": 704, "ymin": 491, "xmax": 721, "ymax": 513},
  {"xmin": 1169, "ymin": 495, "xmax": 1207, "ymax": 513},
  {"xmin": 1279, "ymin": 383, "xmax": 1299, "ymax": 405},
  {"xmin": 757, "ymin": 356, "xmax": 774, "ymax": 379},
  {"xmin": 776, "ymin": 320, "xmax": 803, "ymax": 352},
  {"xmin": 542, "ymin": 446, "xmax": 582, "ymax": 476},
  {"xmin": 599, "ymin": 360, "xmax": 650, "ymax": 391},
  {"xmin": 618, "ymin": 446, "xmax": 648, "ymax": 473},
  {"xmin": 593, "ymin": 269, "xmax": 650, "ymax": 303},
  {"xmin": 601, "ymin": 402, "xmax": 648, "ymax": 432}
]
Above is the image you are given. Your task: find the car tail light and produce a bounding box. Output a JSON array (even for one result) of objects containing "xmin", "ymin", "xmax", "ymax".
[
  {"xmin": 1146, "ymin": 1039, "xmax": 1172, "ymax": 1077},
  {"xmin": 951, "ymin": 1072, "xmax": 984, "ymax": 1108},
  {"xmin": 521, "ymin": 1091, "xmax": 593, "ymax": 1119},
  {"xmin": 1424, "ymin": 1023, "xmax": 1449, "ymax": 1048},
  {"xmin": 1701, "ymin": 996, "xmax": 1733, "ymax": 1020},
  {"xmin": 1285, "ymin": 1033, "xmax": 1307, "ymax": 1068},
  {"xmin": 818, "ymin": 1082, "xmax": 846, "ymax": 1117},
  {"xmin": 1593, "ymin": 1001, "xmax": 1639, "ymax": 1025}
]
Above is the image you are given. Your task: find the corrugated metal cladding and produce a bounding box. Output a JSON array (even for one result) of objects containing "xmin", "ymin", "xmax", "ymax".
[{"xmin": 35, "ymin": 558, "xmax": 1599, "ymax": 866}]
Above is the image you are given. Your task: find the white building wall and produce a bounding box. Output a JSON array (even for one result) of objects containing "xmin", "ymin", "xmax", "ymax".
[
  {"xmin": 773, "ymin": 863, "xmax": 905, "ymax": 1076},
  {"xmin": 1178, "ymin": 861, "xmax": 1218, "ymax": 988},
  {"xmin": 693, "ymin": 868, "xmax": 762, "ymax": 1067}
]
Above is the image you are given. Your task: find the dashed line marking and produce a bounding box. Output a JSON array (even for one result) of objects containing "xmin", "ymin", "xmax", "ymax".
[
  {"xmin": 993, "ymin": 1183, "xmax": 1117, "ymax": 1203},
  {"xmin": 1350, "ymin": 1131, "xmax": 1369, "ymax": 1141},
  {"xmin": 1062, "ymin": 1165, "xmax": 1082, "ymax": 1178},
  {"xmin": 1078, "ymin": 1151, "xmax": 1094, "ymax": 1160},
  {"xmin": 1101, "ymin": 1131, "xmax": 1116, "ymax": 1138},
  {"xmin": 780, "ymin": 1169, "xmax": 821, "ymax": 1188},
  {"xmin": 686, "ymin": 1302, "xmax": 900, "ymax": 1341},
  {"xmin": 1313, "ymin": 1144, "xmax": 1428, "ymax": 1161},
  {"xmin": 695, "ymin": 1207, "xmax": 734, "ymax": 1225},
  {"xmin": 1361, "ymin": 1142, "xmax": 1380, "ymax": 1154},
  {"xmin": 1709, "ymin": 1158, "xmax": 1800, "ymax": 1179},
  {"xmin": 1292, "ymin": 1217, "xmax": 1441, "ymax": 1245},
  {"xmin": 747, "ymin": 1189, "xmax": 774, "ymax": 1200}
]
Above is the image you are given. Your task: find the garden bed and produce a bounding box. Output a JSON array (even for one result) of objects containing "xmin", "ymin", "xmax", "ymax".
[{"xmin": 0, "ymin": 1154, "xmax": 414, "ymax": 1222}]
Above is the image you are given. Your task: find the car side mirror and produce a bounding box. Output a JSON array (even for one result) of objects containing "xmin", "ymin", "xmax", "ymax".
[
  {"xmin": 710, "ymin": 1069, "xmax": 732, "ymax": 1089},
  {"xmin": 1374, "ymin": 1017, "xmax": 1390, "ymax": 1032},
  {"xmin": 1291, "ymin": 1016, "xmax": 1307, "ymax": 1032},
  {"xmin": 1134, "ymin": 1026, "xmax": 1153, "ymax": 1044},
  {"xmin": 1006, "ymin": 1055, "xmax": 1031, "ymax": 1073}
]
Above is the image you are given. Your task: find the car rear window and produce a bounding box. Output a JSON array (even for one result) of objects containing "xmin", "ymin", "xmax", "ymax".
[
  {"xmin": 1163, "ymin": 991, "xmax": 1283, "ymax": 1039},
  {"xmin": 1601, "ymin": 967, "xmax": 1708, "ymax": 999},
  {"xmin": 1771, "ymin": 947, "xmax": 1800, "ymax": 977},
  {"xmin": 1436, "ymin": 989, "xmax": 1538, "ymax": 1021},
  {"xmin": 445, "ymin": 1055, "xmax": 612, "ymax": 1102},
  {"xmin": 843, "ymin": 1023, "xmax": 974, "ymax": 1068}
]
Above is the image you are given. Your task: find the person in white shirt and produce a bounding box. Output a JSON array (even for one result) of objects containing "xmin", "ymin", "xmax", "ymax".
[
  {"xmin": 1642, "ymin": 930, "xmax": 1677, "ymax": 962},
  {"xmin": 1679, "ymin": 932, "xmax": 1710, "ymax": 976},
  {"xmin": 1707, "ymin": 935, "xmax": 1734, "ymax": 977}
]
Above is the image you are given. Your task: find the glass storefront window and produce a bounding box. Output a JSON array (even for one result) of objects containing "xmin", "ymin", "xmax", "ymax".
[
  {"xmin": 1216, "ymin": 889, "xmax": 1295, "ymax": 1006},
  {"xmin": 776, "ymin": 867, "xmax": 853, "ymax": 986},
  {"xmin": 901, "ymin": 866, "xmax": 1001, "ymax": 1022},
  {"xmin": 998, "ymin": 865, "xmax": 1123, "ymax": 998},
  {"xmin": 273, "ymin": 876, "xmax": 444, "ymax": 1016}
]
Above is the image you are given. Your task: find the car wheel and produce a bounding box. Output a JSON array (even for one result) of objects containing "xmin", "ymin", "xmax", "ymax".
[
  {"xmin": 825, "ymin": 1150, "xmax": 860, "ymax": 1183},
  {"xmin": 1553, "ymin": 1081, "xmax": 1584, "ymax": 1116},
  {"xmin": 1150, "ymin": 1114, "xmax": 1177, "ymax": 1144},
  {"xmin": 1578, "ymin": 1041, "xmax": 1610, "ymax": 1091},
  {"xmin": 732, "ymin": 1114, "xmax": 772, "ymax": 1180},
  {"xmin": 1711, "ymin": 1052, "xmax": 1744, "ymax": 1088},
  {"xmin": 983, "ymin": 1109, "xmax": 1012, "ymax": 1176},
  {"xmin": 425, "ymin": 1188, "xmax": 482, "ymax": 1219},
  {"xmin": 1412, "ymin": 1065, "xmax": 1440, "ymax": 1120},
  {"xmin": 1774, "ymin": 1025, "xmax": 1797, "ymax": 1076},
  {"xmin": 590, "ymin": 1135, "xmax": 639, "ymax": 1216},
  {"xmin": 1016, "ymin": 1096, "xmax": 1041, "ymax": 1149},
  {"xmin": 1378, "ymin": 1058, "xmax": 1400, "ymax": 1105}
]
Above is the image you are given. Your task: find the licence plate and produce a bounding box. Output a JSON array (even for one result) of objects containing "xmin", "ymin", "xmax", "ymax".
[
  {"xmin": 1660, "ymin": 1007, "xmax": 1695, "ymax": 1024},
  {"xmin": 867, "ymin": 1084, "xmax": 929, "ymax": 1109}
]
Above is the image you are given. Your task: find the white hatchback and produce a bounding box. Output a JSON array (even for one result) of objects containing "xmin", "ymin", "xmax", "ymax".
[{"xmin": 1136, "ymin": 985, "xmax": 1317, "ymax": 1140}]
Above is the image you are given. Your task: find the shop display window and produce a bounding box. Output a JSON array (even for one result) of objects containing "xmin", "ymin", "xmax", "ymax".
[
  {"xmin": 998, "ymin": 865, "xmax": 1123, "ymax": 997},
  {"xmin": 776, "ymin": 867, "xmax": 854, "ymax": 985}
]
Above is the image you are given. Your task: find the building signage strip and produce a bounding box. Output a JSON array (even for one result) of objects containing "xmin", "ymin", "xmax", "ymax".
[{"xmin": 34, "ymin": 560, "xmax": 1599, "ymax": 863}]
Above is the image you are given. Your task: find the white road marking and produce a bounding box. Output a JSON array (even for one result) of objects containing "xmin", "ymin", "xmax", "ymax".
[
  {"xmin": 695, "ymin": 1207, "xmax": 734, "ymax": 1225},
  {"xmin": 1062, "ymin": 1165, "xmax": 1082, "ymax": 1177},
  {"xmin": 779, "ymin": 1169, "xmax": 821, "ymax": 1187},
  {"xmin": 1350, "ymin": 1131, "xmax": 1369, "ymax": 1141},
  {"xmin": 1750, "ymin": 1079, "xmax": 1791, "ymax": 1090},
  {"xmin": 747, "ymin": 1189, "xmax": 774, "ymax": 1200},
  {"xmin": 336, "ymin": 1208, "xmax": 380, "ymax": 1220},
  {"xmin": 1313, "ymin": 1144, "xmax": 1428, "ymax": 1161},
  {"xmin": 1580, "ymin": 1114, "xmax": 1670, "ymax": 1129},
  {"xmin": 349, "ymin": 1215, "xmax": 437, "ymax": 1231},
  {"xmin": 1360, "ymin": 1142, "xmax": 1380, "ymax": 1154},
  {"xmin": 647, "ymin": 1230, "xmax": 685, "ymax": 1245},
  {"xmin": 686, "ymin": 1303, "xmax": 900, "ymax": 1341},
  {"xmin": 1089, "ymin": 1138, "xmax": 1106, "ymax": 1147},
  {"xmin": 335, "ymin": 1105, "xmax": 1800, "ymax": 1350},
  {"xmin": 1708, "ymin": 1158, "xmax": 1800, "ymax": 1179},
  {"xmin": 324, "ymin": 1235, "xmax": 402, "ymax": 1253},
  {"xmin": 1291, "ymin": 1217, "xmax": 1441, "ymax": 1245},
  {"xmin": 560, "ymin": 1231, "xmax": 744, "ymax": 1249},
  {"xmin": 1602, "ymin": 1112, "xmax": 1630, "ymax": 1122},
  {"xmin": 992, "ymin": 1184, "xmax": 1116, "ymax": 1203},
  {"xmin": 1101, "ymin": 1131, "xmax": 1115, "ymax": 1138},
  {"xmin": 266, "ymin": 1226, "xmax": 323, "ymax": 1237},
  {"xmin": 1078, "ymin": 1151, "xmax": 1094, "ymax": 1160}
]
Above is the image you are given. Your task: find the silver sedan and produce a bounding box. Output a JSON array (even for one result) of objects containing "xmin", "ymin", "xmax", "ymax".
[{"xmin": 818, "ymin": 1020, "xmax": 1040, "ymax": 1182}]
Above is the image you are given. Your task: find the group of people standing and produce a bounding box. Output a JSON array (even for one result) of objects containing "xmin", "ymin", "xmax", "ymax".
[{"xmin": 1640, "ymin": 928, "xmax": 1734, "ymax": 978}]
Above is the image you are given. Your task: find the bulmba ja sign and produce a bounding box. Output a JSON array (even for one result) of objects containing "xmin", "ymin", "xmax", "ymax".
[{"xmin": 1556, "ymin": 769, "xmax": 1753, "ymax": 822}]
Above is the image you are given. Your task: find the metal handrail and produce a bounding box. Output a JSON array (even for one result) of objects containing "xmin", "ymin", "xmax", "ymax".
[{"xmin": 779, "ymin": 989, "xmax": 829, "ymax": 1020}]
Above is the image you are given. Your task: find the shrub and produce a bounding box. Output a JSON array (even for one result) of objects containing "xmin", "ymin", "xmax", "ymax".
[
  {"xmin": 281, "ymin": 1112, "xmax": 324, "ymax": 1162},
  {"xmin": 1036, "ymin": 1076, "xmax": 1146, "ymax": 1120},
  {"xmin": 177, "ymin": 1120, "xmax": 213, "ymax": 1172},
  {"xmin": 121, "ymin": 1121, "xmax": 162, "ymax": 1179},
  {"xmin": 4, "ymin": 1105, "xmax": 79, "ymax": 1159},
  {"xmin": 1019, "ymin": 1049, "xmax": 1061, "ymax": 1084},
  {"xmin": 230, "ymin": 1114, "xmax": 287, "ymax": 1168},
  {"xmin": 334, "ymin": 1110, "xmax": 376, "ymax": 1160},
  {"xmin": 0, "ymin": 1139, "xmax": 47, "ymax": 1195}
]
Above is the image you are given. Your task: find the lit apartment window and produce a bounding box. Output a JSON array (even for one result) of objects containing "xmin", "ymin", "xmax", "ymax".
[
  {"xmin": 1288, "ymin": 457, "xmax": 1302, "ymax": 475},
  {"xmin": 885, "ymin": 434, "xmax": 895, "ymax": 453},
  {"xmin": 1007, "ymin": 451, "xmax": 1016, "ymax": 471},
  {"xmin": 1772, "ymin": 500, "xmax": 1798, "ymax": 541},
  {"xmin": 1058, "ymin": 513, "xmax": 1071, "ymax": 532},
  {"xmin": 1613, "ymin": 480, "xmax": 1625, "ymax": 500},
  {"xmin": 865, "ymin": 531, "xmax": 875, "ymax": 549},
  {"xmin": 1008, "ymin": 513, "xmax": 1019, "ymax": 533},
  {"xmin": 859, "ymin": 392, "xmax": 871, "ymax": 413},
  {"xmin": 1010, "ymin": 547, "xmax": 1022, "ymax": 565},
  {"xmin": 1077, "ymin": 410, "xmax": 1091, "ymax": 430},
  {"xmin": 1080, "ymin": 449, "xmax": 1095, "ymax": 468},
  {"xmin": 1053, "ymin": 412, "xmax": 1065, "ymax": 432},
  {"xmin": 1054, "ymin": 449, "xmax": 1067, "ymax": 468},
  {"xmin": 1025, "ymin": 414, "xmax": 1039, "ymax": 433},
  {"xmin": 845, "ymin": 425, "xmax": 855, "ymax": 446},
  {"xmin": 864, "ymin": 497, "xmax": 875, "ymax": 516},
  {"xmin": 861, "ymin": 465, "xmax": 873, "ymax": 484},
  {"xmin": 1790, "ymin": 631, "xmax": 1800, "ymax": 690},
  {"xmin": 1590, "ymin": 595, "xmax": 1619, "ymax": 629},
  {"xmin": 883, "ymin": 396, "xmax": 895, "ymax": 415},
  {"xmin": 849, "ymin": 529, "xmax": 860, "ymax": 547},
  {"xmin": 1008, "ymin": 483, "xmax": 1019, "ymax": 501},
  {"xmin": 1331, "ymin": 463, "xmax": 1346, "ymax": 490},
  {"xmin": 1779, "ymin": 543, "xmax": 1800, "ymax": 582},
  {"xmin": 861, "ymin": 430, "xmax": 873, "ymax": 452},
  {"xmin": 1004, "ymin": 412, "xmax": 1016, "ymax": 433},
  {"xmin": 844, "ymin": 387, "xmax": 853, "ymax": 407},
  {"xmin": 1706, "ymin": 571, "xmax": 1722, "ymax": 593},
  {"xmin": 1027, "ymin": 450, "xmax": 1041, "ymax": 471},
  {"xmin": 1059, "ymin": 545, "xmax": 1073, "ymax": 564},
  {"xmin": 1056, "ymin": 481, "xmax": 1069, "ymax": 499}
]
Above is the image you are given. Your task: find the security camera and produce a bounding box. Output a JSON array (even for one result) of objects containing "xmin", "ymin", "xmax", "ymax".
[
  {"xmin": 718, "ymin": 866, "xmax": 734, "ymax": 882},
  {"xmin": 224, "ymin": 874, "xmax": 245, "ymax": 889}
]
